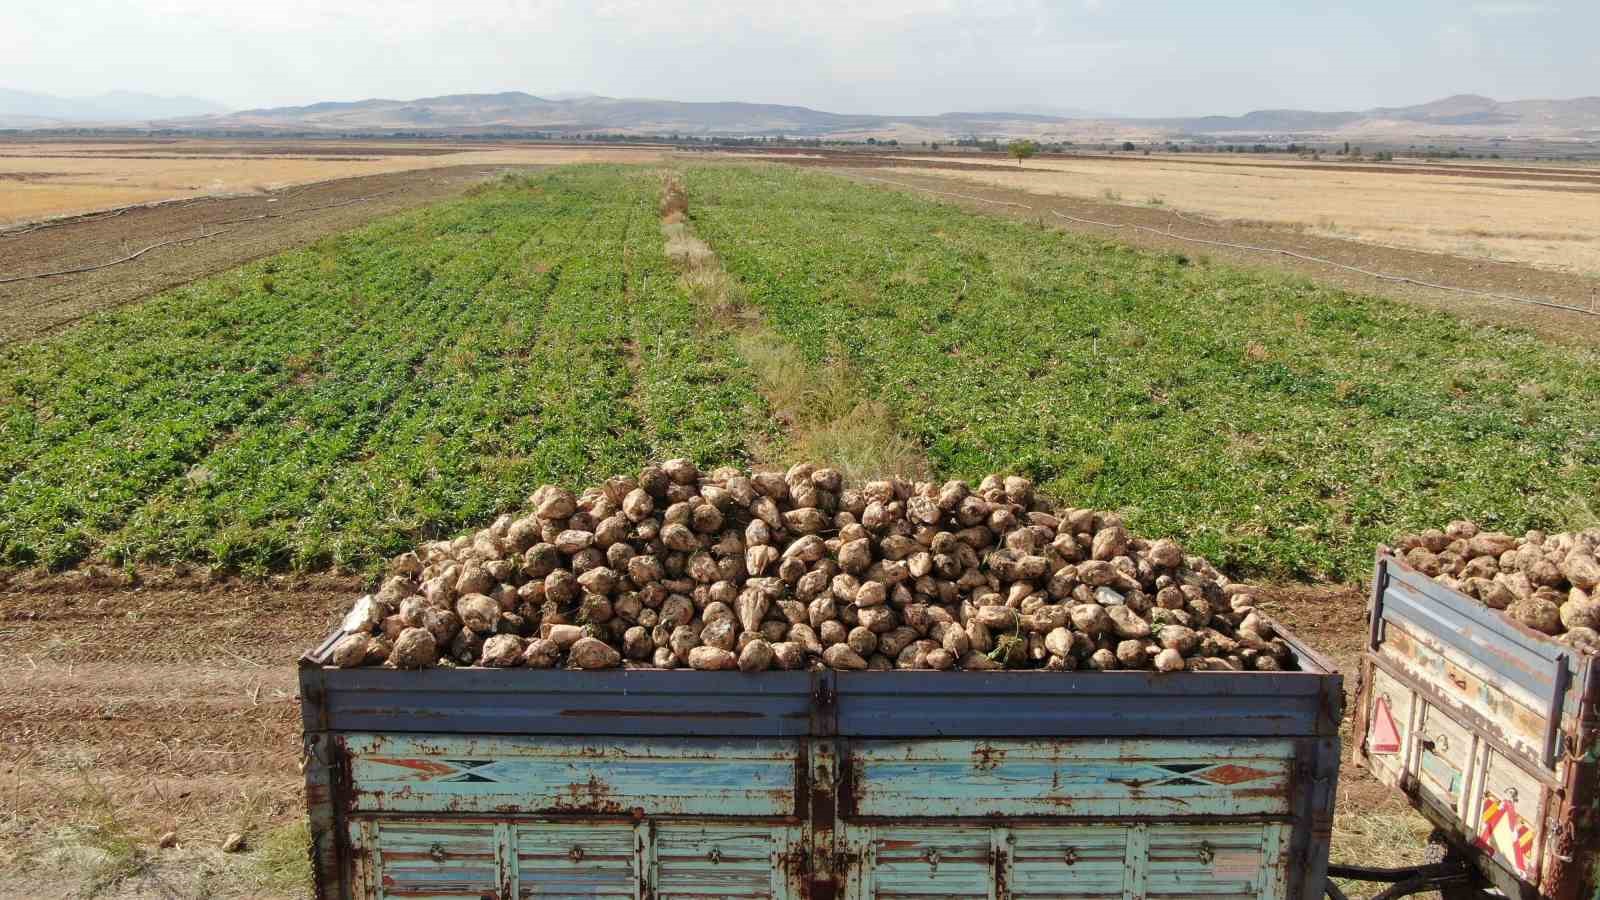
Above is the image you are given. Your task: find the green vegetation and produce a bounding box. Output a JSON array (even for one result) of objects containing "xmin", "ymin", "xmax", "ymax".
[
  {"xmin": 251, "ymin": 821, "xmax": 313, "ymax": 894},
  {"xmin": 5, "ymin": 162, "xmax": 1597, "ymax": 582},
  {"xmin": 0, "ymin": 167, "xmax": 775, "ymax": 571},
  {"xmin": 1006, "ymin": 139, "xmax": 1039, "ymax": 166},
  {"xmin": 681, "ymin": 165, "xmax": 1600, "ymax": 581}
]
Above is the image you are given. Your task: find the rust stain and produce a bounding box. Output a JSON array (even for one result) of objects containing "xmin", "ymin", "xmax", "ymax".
[
  {"xmin": 971, "ymin": 742, "xmax": 1006, "ymax": 772},
  {"xmin": 364, "ymin": 757, "xmax": 459, "ymax": 779},
  {"xmin": 541, "ymin": 773, "xmax": 626, "ymax": 814},
  {"xmin": 1199, "ymin": 764, "xmax": 1275, "ymax": 785}
]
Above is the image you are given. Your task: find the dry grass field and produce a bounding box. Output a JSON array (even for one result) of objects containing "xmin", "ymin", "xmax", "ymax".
[
  {"xmin": 857, "ymin": 152, "xmax": 1600, "ymax": 275},
  {"xmin": 0, "ymin": 140, "xmax": 665, "ymax": 226},
  {"xmin": 8, "ymin": 138, "xmax": 1598, "ymax": 278}
]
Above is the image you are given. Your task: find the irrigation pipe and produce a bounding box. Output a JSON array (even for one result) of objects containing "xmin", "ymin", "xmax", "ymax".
[
  {"xmin": 854, "ymin": 174, "xmax": 1599, "ymax": 318},
  {"xmin": 0, "ymin": 230, "xmax": 233, "ymax": 284}
]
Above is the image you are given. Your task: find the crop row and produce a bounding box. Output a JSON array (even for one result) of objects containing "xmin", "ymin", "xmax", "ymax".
[
  {"xmin": 681, "ymin": 165, "xmax": 1600, "ymax": 580},
  {"xmin": 0, "ymin": 167, "xmax": 774, "ymax": 570}
]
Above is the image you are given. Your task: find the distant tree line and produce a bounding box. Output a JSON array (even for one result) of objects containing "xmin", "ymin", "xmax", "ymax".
[{"xmin": 0, "ymin": 127, "xmax": 1572, "ymax": 161}]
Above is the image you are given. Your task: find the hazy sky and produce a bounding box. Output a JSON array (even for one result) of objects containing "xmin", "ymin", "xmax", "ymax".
[{"xmin": 2, "ymin": 0, "xmax": 1593, "ymax": 116}]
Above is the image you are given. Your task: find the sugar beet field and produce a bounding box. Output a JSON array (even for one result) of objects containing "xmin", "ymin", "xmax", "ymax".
[{"xmin": 2, "ymin": 163, "xmax": 1597, "ymax": 581}]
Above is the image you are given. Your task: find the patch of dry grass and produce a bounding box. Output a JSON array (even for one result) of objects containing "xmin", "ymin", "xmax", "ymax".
[
  {"xmin": 0, "ymin": 140, "xmax": 667, "ymax": 226},
  {"xmin": 1329, "ymin": 799, "xmax": 1439, "ymax": 896},
  {"xmin": 871, "ymin": 153, "xmax": 1600, "ymax": 274}
]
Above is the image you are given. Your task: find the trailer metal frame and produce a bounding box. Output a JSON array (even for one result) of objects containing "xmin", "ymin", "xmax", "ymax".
[{"xmin": 301, "ymin": 618, "xmax": 1343, "ymax": 899}]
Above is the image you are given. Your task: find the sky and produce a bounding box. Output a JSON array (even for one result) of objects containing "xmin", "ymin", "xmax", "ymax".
[{"xmin": 1, "ymin": 0, "xmax": 1593, "ymax": 117}]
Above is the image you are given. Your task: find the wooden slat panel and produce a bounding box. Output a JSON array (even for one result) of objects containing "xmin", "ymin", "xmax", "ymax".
[
  {"xmin": 656, "ymin": 823, "xmax": 783, "ymax": 898},
  {"xmin": 1146, "ymin": 824, "xmax": 1274, "ymax": 898},
  {"xmin": 1363, "ymin": 667, "xmax": 1415, "ymax": 785},
  {"xmin": 1010, "ymin": 825, "xmax": 1127, "ymax": 898},
  {"xmin": 851, "ymin": 739, "xmax": 1293, "ymax": 818},
  {"xmin": 373, "ymin": 821, "xmax": 498, "ymax": 900},
  {"xmin": 514, "ymin": 823, "xmax": 635, "ymax": 899},
  {"xmin": 866, "ymin": 824, "xmax": 994, "ymax": 899},
  {"xmin": 1413, "ymin": 702, "xmax": 1477, "ymax": 818},
  {"xmin": 1379, "ymin": 621, "xmax": 1553, "ymax": 764},
  {"xmin": 344, "ymin": 733, "xmax": 799, "ymax": 815},
  {"xmin": 1475, "ymin": 752, "xmax": 1546, "ymax": 882}
]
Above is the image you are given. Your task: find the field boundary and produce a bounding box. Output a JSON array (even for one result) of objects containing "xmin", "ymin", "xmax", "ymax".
[
  {"xmin": 853, "ymin": 173, "xmax": 1600, "ymax": 319},
  {"xmin": 0, "ymin": 164, "xmax": 542, "ymax": 347}
]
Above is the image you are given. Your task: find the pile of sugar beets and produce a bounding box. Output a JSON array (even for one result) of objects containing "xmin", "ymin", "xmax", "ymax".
[
  {"xmin": 1395, "ymin": 521, "xmax": 1600, "ymax": 654},
  {"xmin": 325, "ymin": 461, "xmax": 1295, "ymax": 673}
]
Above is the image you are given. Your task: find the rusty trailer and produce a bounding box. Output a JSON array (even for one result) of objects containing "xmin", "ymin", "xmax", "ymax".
[
  {"xmin": 300, "ymin": 624, "xmax": 1342, "ymax": 899},
  {"xmin": 1351, "ymin": 549, "xmax": 1600, "ymax": 899}
]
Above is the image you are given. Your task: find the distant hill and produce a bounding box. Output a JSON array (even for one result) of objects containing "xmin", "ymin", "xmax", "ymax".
[
  {"xmin": 0, "ymin": 88, "xmax": 228, "ymax": 125},
  {"xmin": 9, "ymin": 88, "xmax": 1598, "ymax": 141}
]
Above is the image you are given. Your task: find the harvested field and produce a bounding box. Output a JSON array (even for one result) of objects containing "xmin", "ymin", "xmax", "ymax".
[
  {"xmin": 735, "ymin": 147, "xmax": 1600, "ymax": 275},
  {"xmin": 0, "ymin": 139, "xmax": 666, "ymax": 226},
  {"xmin": 0, "ymin": 571, "xmax": 355, "ymax": 899}
]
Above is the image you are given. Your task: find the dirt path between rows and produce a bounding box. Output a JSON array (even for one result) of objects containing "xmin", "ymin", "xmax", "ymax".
[
  {"xmin": 0, "ymin": 164, "xmax": 546, "ymax": 346},
  {"xmin": 813, "ymin": 166, "xmax": 1600, "ymax": 345}
]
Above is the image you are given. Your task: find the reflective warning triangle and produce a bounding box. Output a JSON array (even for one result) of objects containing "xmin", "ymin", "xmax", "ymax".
[
  {"xmin": 1370, "ymin": 697, "xmax": 1402, "ymax": 754},
  {"xmin": 1478, "ymin": 795, "xmax": 1536, "ymax": 877}
]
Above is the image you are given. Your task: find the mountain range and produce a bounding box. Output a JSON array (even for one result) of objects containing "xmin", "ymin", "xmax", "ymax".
[
  {"xmin": 5, "ymin": 89, "xmax": 1598, "ymax": 141},
  {"xmin": 0, "ymin": 89, "xmax": 228, "ymax": 127}
]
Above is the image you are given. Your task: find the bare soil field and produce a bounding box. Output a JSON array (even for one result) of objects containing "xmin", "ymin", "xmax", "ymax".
[
  {"xmin": 0, "ymin": 571, "xmax": 357, "ymax": 899},
  {"xmin": 731, "ymin": 147, "xmax": 1600, "ymax": 275},
  {"xmin": 0, "ymin": 139, "xmax": 666, "ymax": 227}
]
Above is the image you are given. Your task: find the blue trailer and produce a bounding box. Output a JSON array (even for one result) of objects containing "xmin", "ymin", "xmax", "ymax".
[
  {"xmin": 1350, "ymin": 549, "xmax": 1599, "ymax": 899},
  {"xmin": 300, "ymin": 621, "xmax": 1342, "ymax": 899}
]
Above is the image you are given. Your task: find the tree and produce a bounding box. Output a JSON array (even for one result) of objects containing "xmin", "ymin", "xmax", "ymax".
[
  {"xmin": 1007, "ymin": 139, "xmax": 1039, "ymax": 167},
  {"xmin": 1121, "ymin": 141, "xmax": 1137, "ymax": 152}
]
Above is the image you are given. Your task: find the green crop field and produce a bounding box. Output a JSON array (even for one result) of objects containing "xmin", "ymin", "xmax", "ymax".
[
  {"xmin": 2, "ymin": 162, "xmax": 1596, "ymax": 581},
  {"xmin": 0, "ymin": 167, "xmax": 775, "ymax": 571},
  {"xmin": 683, "ymin": 165, "xmax": 1600, "ymax": 581}
]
